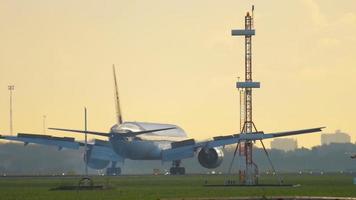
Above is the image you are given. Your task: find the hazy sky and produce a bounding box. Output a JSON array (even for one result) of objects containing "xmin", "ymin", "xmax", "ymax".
[{"xmin": 0, "ymin": 0, "xmax": 355, "ymax": 148}]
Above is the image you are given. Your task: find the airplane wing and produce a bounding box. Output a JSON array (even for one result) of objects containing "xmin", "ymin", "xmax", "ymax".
[
  {"xmin": 0, "ymin": 133, "xmax": 82, "ymax": 150},
  {"xmin": 162, "ymin": 127, "xmax": 324, "ymax": 162},
  {"xmin": 0, "ymin": 133, "xmax": 123, "ymax": 162}
]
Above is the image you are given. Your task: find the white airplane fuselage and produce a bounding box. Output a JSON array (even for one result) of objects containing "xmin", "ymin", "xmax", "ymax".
[{"xmin": 109, "ymin": 122, "xmax": 187, "ymax": 160}]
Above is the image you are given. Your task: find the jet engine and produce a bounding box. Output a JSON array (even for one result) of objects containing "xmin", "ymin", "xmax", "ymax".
[
  {"xmin": 198, "ymin": 147, "xmax": 224, "ymax": 169},
  {"xmin": 84, "ymin": 147, "xmax": 110, "ymax": 170}
]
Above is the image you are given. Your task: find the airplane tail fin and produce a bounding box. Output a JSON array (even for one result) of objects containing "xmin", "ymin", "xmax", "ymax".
[{"xmin": 113, "ymin": 65, "xmax": 123, "ymax": 125}]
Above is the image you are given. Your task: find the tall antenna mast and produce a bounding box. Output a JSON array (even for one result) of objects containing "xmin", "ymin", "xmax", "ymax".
[{"xmin": 232, "ymin": 5, "xmax": 260, "ymax": 185}]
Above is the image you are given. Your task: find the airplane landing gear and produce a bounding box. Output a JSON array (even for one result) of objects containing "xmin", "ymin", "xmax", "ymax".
[
  {"xmin": 106, "ymin": 161, "xmax": 121, "ymax": 176},
  {"xmin": 170, "ymin": 160, "xmax": 185, "ymax": 175},
  {"xmin": 106, "ymin": 167, "xmax": 121, "ymax": 176}
]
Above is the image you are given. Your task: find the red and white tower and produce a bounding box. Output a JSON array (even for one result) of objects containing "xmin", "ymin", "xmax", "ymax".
[{"xmin": 232, "ymin": 6, "xmax": 260, "ymax": 185}]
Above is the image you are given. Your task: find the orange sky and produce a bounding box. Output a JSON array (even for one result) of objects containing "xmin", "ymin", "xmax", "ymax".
[{"xmin": 0, "ymin": 0, "xmax": 355, "ymax": 148}]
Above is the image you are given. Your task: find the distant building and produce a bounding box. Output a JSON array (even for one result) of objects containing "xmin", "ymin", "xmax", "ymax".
[
  {"xmin": 321, "ymin": 130, "xmax": 351, "ymax": 145},
  {"xmin": 270, "ymin": 138, "xmax": 298, "ymax": 151}
]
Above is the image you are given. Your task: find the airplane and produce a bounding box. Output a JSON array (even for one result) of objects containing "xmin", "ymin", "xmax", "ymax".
[{"xmin": 0, "ymin": 66, "xmax": 325, "ymax": 175}]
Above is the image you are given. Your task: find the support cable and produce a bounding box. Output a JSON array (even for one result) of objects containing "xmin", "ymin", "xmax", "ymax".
[
  {"xmin": 227, "ymin": 143, "xmax": 240, "ymax": 174},
  {"xmin": 259, "ymin": 140, "xmax": 283, "ymax": 185}
]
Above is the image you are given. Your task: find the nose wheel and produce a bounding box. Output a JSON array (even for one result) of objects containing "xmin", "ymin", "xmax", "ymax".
[{"xmin": 170, "ymin": 160, "xmax": 185, "ymax": 175}]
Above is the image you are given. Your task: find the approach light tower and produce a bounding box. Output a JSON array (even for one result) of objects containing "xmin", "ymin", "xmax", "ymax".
[{"xmin": 232, "ymin": 6, "xmax": 260, "ymax": 185}]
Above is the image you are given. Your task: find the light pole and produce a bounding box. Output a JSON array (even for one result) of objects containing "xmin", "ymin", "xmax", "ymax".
[
  {"xmin": 43, "ymin": 115, "xmax": 47, "ymax": 134},
  {"xmin": 84, "ymin": 107, "xmax": 88, "ymax": 176},
  {"xmin": 8, "ymin": 85, "xmax": 15, "ymax": 136}
]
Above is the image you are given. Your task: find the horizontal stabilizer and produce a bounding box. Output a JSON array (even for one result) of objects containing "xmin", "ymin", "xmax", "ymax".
[
  {"xmin": 48, "ymin": 127, "xmax": 177, "ymax": 137},
  {"xmin": 48, "ymin": 128, "xmax": 110, "ymax": 137},
  {"xmin": 120, "ymin": 127, "xmax": 177, "ymax": 137}
]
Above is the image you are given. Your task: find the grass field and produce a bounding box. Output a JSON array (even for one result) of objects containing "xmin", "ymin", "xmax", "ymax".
[{"xmin": 0, "ymin": 174, "xmax": 355, "ymax": 200}]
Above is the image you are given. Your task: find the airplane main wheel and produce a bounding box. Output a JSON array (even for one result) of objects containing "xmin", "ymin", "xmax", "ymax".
[
  {"xmin": 170, "ymin": 167, "xmax": 185, "ymax": 175},
  {"xmin": 178, "ymin": 167, "xmax": 185, "ymax": 175},
  {"xmin": 106, "ymin": 167, "xmax": 121, "ymax": 176},
  {"xmin": 170, "ymin": 167, "xmax": 177, "ymax": 175}
]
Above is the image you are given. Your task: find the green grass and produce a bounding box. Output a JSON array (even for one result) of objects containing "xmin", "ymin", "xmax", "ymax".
[{"xmin": 0, "ymin": 174, "xmax": 355, "ymax": 200}]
